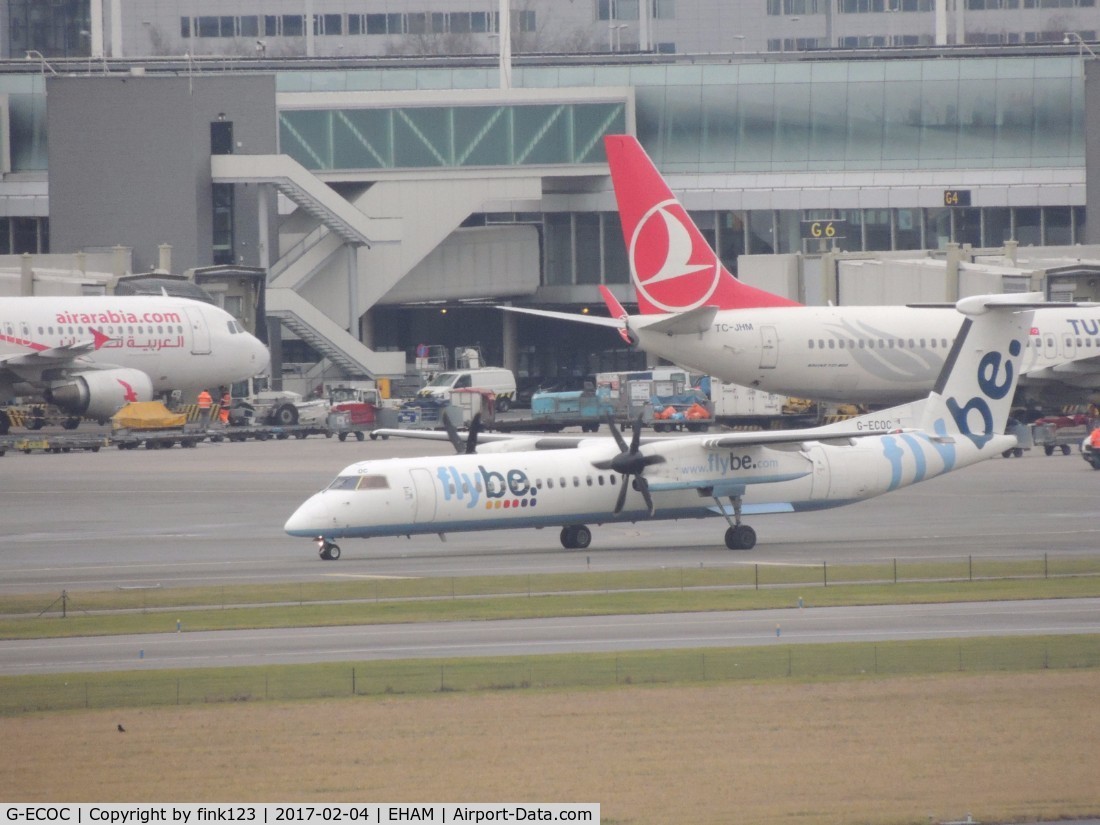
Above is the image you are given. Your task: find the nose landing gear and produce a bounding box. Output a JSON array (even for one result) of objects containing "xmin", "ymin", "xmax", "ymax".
[{"xmin": 317, "ymin": 539, "xmax": 341, "ymax": 561}]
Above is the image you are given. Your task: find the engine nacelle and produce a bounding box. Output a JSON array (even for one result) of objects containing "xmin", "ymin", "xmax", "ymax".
[{"xmin": 46, "ymin": 369, "xmax": 154, "ymax": 419}]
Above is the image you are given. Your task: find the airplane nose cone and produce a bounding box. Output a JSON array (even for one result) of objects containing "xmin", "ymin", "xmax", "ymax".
[
  {"xmin": 285, "ymin": 493, "xmax": 332, "ymax": 537},
  {"xmin": 249, "ymin": 334, "xmax": 271, "ymax": 372}
]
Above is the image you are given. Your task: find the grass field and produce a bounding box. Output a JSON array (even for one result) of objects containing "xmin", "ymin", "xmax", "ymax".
[
  {"xmin": 4, "ymin": 562, "xmax": 1099, "ymax": 822},
  {"xmin": 3, "ymin": 671, "xmax": 1098, "ymax": 825},
  {"xmin": 4, "ymin": 562, "xmax": 1100, "ymax": 640}
]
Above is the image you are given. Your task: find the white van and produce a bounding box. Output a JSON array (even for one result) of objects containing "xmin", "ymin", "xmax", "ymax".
[{"xmin": 418, "ymin": 367, "xmax": 518, "ymax": 411}]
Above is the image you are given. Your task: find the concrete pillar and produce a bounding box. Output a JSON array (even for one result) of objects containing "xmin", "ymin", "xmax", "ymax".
[
  {"xmin": 89, "ymin": 0, "xmax": 104, "ymax": 59},
  {"xmin": 501, "ymin": 310, "xmax": 518, "ymax": 375},
  {"xmin": 347, "ymin": 245, "xmax": 359, "ymax": 335},
  {"xmin": 20, "ymin": 253, "xmax": 33, "ymax": 295},
  {"xmin": 257, "ymin": 185, "xmax": 271, "ymax": 273},
  {"xmin": 74, "ymin": 251, "xmax": 86, "ymax": 274},
  {"xmin": 158, "ymin": 244, "xmax": 172, "ymax": 273},
  {"xmin": 113, "ymin": 245, "xmax": 129, "ymax": 276},
  {"xmin": 822, "ymin": 251, "xmax": 839, "ymax": 306},
  {"xmin": 266, "ymin": 316, "xmax": 283, "ymax": 391},
  {"xmin": 109, "ymin": 0, "xmax": 123, "ymax": 57},
  {"xmin": 1003, "ymin": 239, "xmax": 1018, "ymax": 266},
  {"xmin": 945, "ymin": 242, "xmax": 961, "ymax": 300},
  {"xmin": 359, "ymin": 308, "xmax": 374, "ymax": 349}
]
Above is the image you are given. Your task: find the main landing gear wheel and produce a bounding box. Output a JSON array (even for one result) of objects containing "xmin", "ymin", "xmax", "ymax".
[
  {"xmin": 559, "ymin": 525, "xmax": 592, "ymax": 550},
  {"xmin": 319, "ymin": 541, "xmax": 341, "ymax": 561},
  {"xmin": 725, "ymin": 524, "xmax": 756, "ymax": 550}
]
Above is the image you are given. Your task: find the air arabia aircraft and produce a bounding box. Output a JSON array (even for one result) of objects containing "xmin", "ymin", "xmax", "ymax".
[
  {"xmin": 287, "ymin": 294, "xmax": 1038, "ymax": 559},
  {"xmin": 0, "ymin": 294, "xmax": 269, "ymax": 432},
  {"xmin": 503, "ymin": 134, "xmax": 1100, "ymax": 406}
]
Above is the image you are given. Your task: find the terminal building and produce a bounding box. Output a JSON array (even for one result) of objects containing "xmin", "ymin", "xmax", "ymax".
[{"xmin": 2, "ymin": 0, "xmax": 1100, "ymax": 391}]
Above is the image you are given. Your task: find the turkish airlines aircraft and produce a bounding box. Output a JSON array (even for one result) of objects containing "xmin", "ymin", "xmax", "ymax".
[
  {"xmin": 1, "ymin": 295, "xmax": 269, "ymax": 431},
  {"xmin": 288, "ymin": 294, "xmax": 1037, "ymax": 557},
  {"xmin": 505, "ymin": 135, "xmax": 1100, "ymax": 405}
]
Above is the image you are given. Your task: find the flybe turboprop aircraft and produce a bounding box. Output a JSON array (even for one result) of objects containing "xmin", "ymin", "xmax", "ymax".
[
  {"xmin": 287, "ymin": 294, "xmax": 1037, "ymax": 559},
  {"xmin": 503, "ymin": 135, "xmax": 1100, "ymax": 406},
  {"xmin": 0, "ymin": 294, "xmax": 269, "ymax": 431}
]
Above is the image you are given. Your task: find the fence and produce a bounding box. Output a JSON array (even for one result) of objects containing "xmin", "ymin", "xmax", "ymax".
[{"xmin": 4, "ymin": 635, "xmax": 1098, "ymax": 716}]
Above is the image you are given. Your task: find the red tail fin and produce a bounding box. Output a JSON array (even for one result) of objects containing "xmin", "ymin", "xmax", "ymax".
[{"xmin": 604, "ymin": 135, "xmax": 801, "ymax": 313}]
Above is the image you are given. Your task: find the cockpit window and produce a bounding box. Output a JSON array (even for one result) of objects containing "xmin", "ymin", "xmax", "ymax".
[
  {"xmin": 356, "ymin": 475, "xmax": 389, "ymax": 490},
  {"xmin": 329, "ymin": 474, "xmax": 389, "ymax": 491}
]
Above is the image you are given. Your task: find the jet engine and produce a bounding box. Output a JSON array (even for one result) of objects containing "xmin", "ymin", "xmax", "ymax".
[{"xmin": 46, "ymin": 369, "xmax": 154, "ymax": 420}]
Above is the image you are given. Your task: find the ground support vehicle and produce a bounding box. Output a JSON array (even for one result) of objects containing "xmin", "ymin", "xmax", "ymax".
[
  {"xmin": 394, "ymin": 397, "xmax": 462, "ymax": 430},
  {"xmin": 706, "ymin": 380, "xmax": 820, "ymax": 430},
  {"xmin": 1, "ymin": 403, "xmax": 87, "ymax": 433},
  {"xmin": 1030, "ymin": 421, "xmax": 1091, "ymax": 456},
  {"xmin": 327, "ymin": 384, "xmax": 400, "ymax": 441},
  {"xmin": 527, "ymin": 386, "xmax": 621, "ymax": 433},
  {"xmin": 644, "ymin": 389, "xmax": 715, "ymax": 432},
  {"xmin": 1078, "ymin": 423, "xmax": 1100, "ymax": 469},
  {"xmin": 0, "ymin": 432, "xmax": 108, "ymax": 455},
  {"xmin": 327, "ymin": 407, "xmax": 400, "ymax": 441},
  {"xmin": 112, "ymin": 425, "xmax": 209, "ymax": 450},
  {"xmin": 109, "ymin": 401, "xmax": 209, "ymax": 449},
  {"xmin": 215, "ymin": 422, "xmax": 332, "ymax": 442},
  {"xmin": 229, "ymin": 390, "xmax": 330, "ymax": 428}
]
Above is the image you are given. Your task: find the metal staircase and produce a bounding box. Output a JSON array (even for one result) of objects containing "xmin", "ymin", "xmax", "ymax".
[
  {"xmin": 266, "ymin": 288, "xmax": 405, "ymax": 377},
  {"xmin": 211, "ymin": 154, "xmax": 401, "ymax": 246}
]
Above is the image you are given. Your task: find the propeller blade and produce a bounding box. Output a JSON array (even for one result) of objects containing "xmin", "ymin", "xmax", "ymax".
[
  {"xmin": 613, "ymin": 476, "xmax": 629, "ymax": 515},
  {"xmin": 442, "ymin": 412, "xmax": 464, "ymax": 454},
  {"xmin": 628, "ymin": 415, "xmax": 643, "ymax": 453},
  {"xmin": 607, "ymin": 414, "xmax": 628, "ymax": 453},
  {"xmin": 637, "ymin": 477, "xmax": 656, "ymax": 517},
  {"xmin": 464, "ymin": 413, "xmax": 482, "ymax": 454}
]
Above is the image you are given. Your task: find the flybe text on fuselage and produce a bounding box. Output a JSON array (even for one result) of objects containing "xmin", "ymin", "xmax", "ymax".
[{"xmin": 436, "ymin": 464, "xmax": 537, "ymax": 510}]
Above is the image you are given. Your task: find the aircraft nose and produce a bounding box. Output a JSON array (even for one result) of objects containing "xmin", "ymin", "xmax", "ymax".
[
  {"xmin": 249, "ymin": 333, "xmax": 271, "ymax": 373},
  {"xmin": 285, "ymin": 493, "xmax": 333, "ymax": 537}
]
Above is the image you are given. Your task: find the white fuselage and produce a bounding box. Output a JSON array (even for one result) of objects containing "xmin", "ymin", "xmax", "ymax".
[
  {"xmin": 0, "ymin": 295, "xmax": 269, "ymax": 401},
  {"xmin": 634, "ymin": 305, "xmax": 1100, "ymax": 404},
  {"xmin": 285, "ymin": 429, "xmax": 1009, "ymax": 543}
]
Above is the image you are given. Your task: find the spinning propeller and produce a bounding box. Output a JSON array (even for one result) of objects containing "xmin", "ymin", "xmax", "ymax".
[
  {"xmin": 443, "ymin": 412, "xmax": 482, "ymax": 454},
  {"xmin": 593, "ymin": 416, "xmax": 664, "ymax": 516}
]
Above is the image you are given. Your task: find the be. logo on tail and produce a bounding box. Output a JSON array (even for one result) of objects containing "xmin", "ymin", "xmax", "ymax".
[
  {"xmin": 630, "ymin": 199, "xmax": 721, "ymax": 313},
  {"xmin": 945, "ymin": 339, "xmax": 1021, "ymax": 448}
]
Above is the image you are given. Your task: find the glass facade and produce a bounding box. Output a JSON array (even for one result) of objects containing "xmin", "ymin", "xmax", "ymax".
[
  {"xmin": 529, "ymin": 205, "xmax": 1089, "ymax": 287},
  {"xmin": 277, "ymin": 54, "xmax": 1084, "ymax": 174},
  {"xmin": 279, "ymin": 101, "xmax": 627, "ymax": 170}
]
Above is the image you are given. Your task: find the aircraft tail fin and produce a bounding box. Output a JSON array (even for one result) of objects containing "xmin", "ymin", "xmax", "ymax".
[
  {"xmin": 917, "ymin": 294, "xmax": 1039, "ymax": 447},
  {"xmin": 604, "ymin": 134, "xmax": 801, "ymax": 314}
]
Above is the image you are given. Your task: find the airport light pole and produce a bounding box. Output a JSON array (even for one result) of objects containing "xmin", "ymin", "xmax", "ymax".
[{"xmin": 1064, "ymin": 31, "xmax": 1098, "ymax": 60}]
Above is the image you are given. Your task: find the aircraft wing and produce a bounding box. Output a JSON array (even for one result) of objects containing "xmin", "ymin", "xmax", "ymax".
[
  {"xmin": 698, "ymin": 427, "xmax": 934, "ymax": 449},
  {"xmin": 497, "ymin": 305, "xmax": 622, "ymax": 328},
  {"xmin": 0, "ymin": 342, "xmax": 98, "ymax": 368},
  {"xmin": 632, "ymin": 305, "xmax": 717, "ymax": 335},
  {"xmin": 498, "ymin": 304, "xmax": 718, "ymax": 336},
  {"xmin": 370, "ymin": 428, "xmax": 599, "ymax": 450}
]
